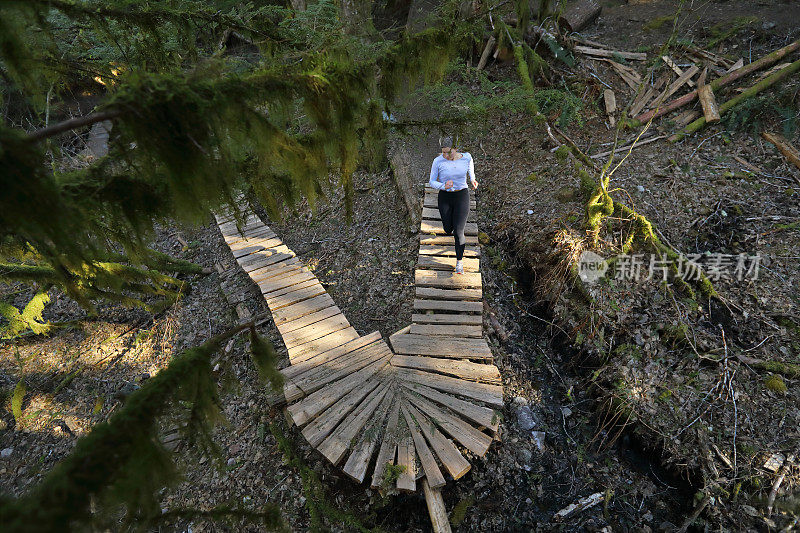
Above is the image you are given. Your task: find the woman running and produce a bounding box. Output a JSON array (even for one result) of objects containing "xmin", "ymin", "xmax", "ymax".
[{"xmin": 428, "ymin": 136, "xmax": 479, "ymax": 274}]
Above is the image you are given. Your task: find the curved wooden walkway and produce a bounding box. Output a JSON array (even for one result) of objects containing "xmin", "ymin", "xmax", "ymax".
[{"xmin": 215, "ymin": 186, "xmax": 502, "ymax": 494}]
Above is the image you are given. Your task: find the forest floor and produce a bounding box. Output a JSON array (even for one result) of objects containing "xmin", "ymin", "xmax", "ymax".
[{"xmin": 2, "ymin": 0, "xmax": 800, "ymax": 531}]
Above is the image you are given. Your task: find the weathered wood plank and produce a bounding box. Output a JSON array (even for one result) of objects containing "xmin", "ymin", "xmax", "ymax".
[
  {"xmin": 415, "ymin": 270, "xmax": 482, "ymax": 289},
  {"xmin": 412, "ymin": 313, "xmax": 483, "ymax": 325},
  {"xmin": 281, "ymin": 314, "xmax": 352, "ymax": 350},
  {"xmin": 248, "ymin": 260, "xmax": 304, "ymax": 283},
  {"xmin": 239, "ymin": 249, "xmax": 296, "ymax": 273},
  {"xmin": 417, "ymin": 255, "xmax": 480, "ymax": 272},
  {"xmin": 288, "ymin": 326, "xmax": 361, "ymax": 364},
  {"xmin": 409, "ymin": 324, "xmax": 483, "ymax": 338},
  {"xmin": 397, "ymin": 367, "xmax": 504, "ymax": 406},
  {"xmin": 276, "ymin": 305, "xmax": 341, "ymax": 336},
  {"xmin": 289, "ymin": 356, "xmax": 390, "ymax": 426},
  {"xmin": 421, "ymin": 207, "xmax": 475, "ymax": 222},
  {"xmin": 272, "ymin": 293, "xmax": 336, "ymax": 325},
  {"xmin": 414, "ymin": 299, "xmax": 483, "ymax": 313},
  {"xmin": 406, "ymin": 393, "xmax": 493, "ymax": 457},
  {"xmin": 419, "ymin": 234, "xmax": 479, "ymax": 245},
  {"xmin": 420, "ymin": 220, "xmax": 478, "ymax": 236},
  {"xmin": 401, "ymin": 402, "xmax": 446, "ymax": 489},
  {"xmin": 317, "ymin": 380, "xmax": 391, "ymax": 465},
  {"xmin": 390, "ymin": 333, "xmax": 492, "ymax": 360},
  {"xmin": 266, "ymin": 282, "xmax": 327, "ymax": 311},
  {"xmin": 391, "ymin": 354, "xmax": 501, "ymax": 383},
  {"xmin": 396, "ymin": 421, "xmax": 417, "ymax": 492},
  {"xmin": 280, "ymin": 332, "xmax": 382, "ymax": 380},
  {"xmin": 371, "ymin": 399, "xmax": 401, "ymax": 490},
  {"xmin": 259, "ymin": 271, "xmax": 317, "ymax": 298},
  {"xmin": 418, "ymin": 244, "xmax": 480, "ymax": 257},
  {"xmin": 402, "ymin": 381, "xmax": 499, "ymax": 433},
  {"xmin": 301, "ymin": 373, "xmax": 387, "ymax": 447},
  {"xmin": 415, "ymin": 287, "xmax": 482, "ymax": 301},
  {"xmin": 284, "ymin": 341, "xmax": 388, "ymax": 402},
  {"xmin": 342, "ymin": 388, "xmax": 395, "ymax": 483},
  {"xmin": 404, "ymin": 400, "xmax": 471, "ymax": 480}
]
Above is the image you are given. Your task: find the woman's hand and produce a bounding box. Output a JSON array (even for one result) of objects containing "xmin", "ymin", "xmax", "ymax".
[
  {"xmin": 471, "ymin": 179, "xmax": 479, "ymax": 189},
  {"xmin": 444, "ymin": 180, "xmax": 454, "ymax": 190}
]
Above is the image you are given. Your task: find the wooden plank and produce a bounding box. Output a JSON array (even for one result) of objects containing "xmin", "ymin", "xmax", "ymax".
[
  {"xmin": 574, "ymin": 45, "xmax": 646, "ymax": 61},
  {"xmin": 289, "ymin": 356, "xmax": 390, "ymax": 426},
  {"xmin": 371, "ymin": 399, "xmax": 401, "ymax": 489},
  {"xmin": 217, "ymin": 215, "xmax": 262, "ymax": 234},
  {"xmin": 412, "ymin": 313, "xmax": 483, "ymax": 325},
  {"xmin": 402, "ymin": 381, "xmax": 499, "ymax": 433},
  {"xmin": 410, "ymin": 324, "xmax": 483, "ymax": 338},
  {"xmin": 404, "ymin": 400, "xmax": 471, "ymax": 480},
  {"xmin": 762, "ymin": 131, "xmax": 800, "ymax": 174},
  {"xmin": 420, "ymin": 220, "xmax": 478, "ymax": 236},
  {"xmin": 401, "ymin": 402, "xmax": 446, "ymax": 489},
  {"xmin": 396, "ymin": 421, "xmax": 416, "ymax": 492},
  {"xmin": 650, "ymin": 65, "xmax": 699, "ymax": 110},
  {"xmin": 629, "ymin": 74, "xmax": 668, "ymax": 117},
  {"xmin": 258, "ymin": 271, "xmax": 316, "ymax": 297},
  {"xmin": 418, "ymin": 245, "xmax": 480, "ymax": 258},
  {"xmin": 415, "ymin": 270, "xmax": 482, "ymax": 289},
  {"xmin": 266, "ymin": 282, "xmax": 327, "ymax": 311},
  {"xmin": 414, "ymin": 299, "xmax": 483, "ymax": 313},
  {"xmin": 419, "ymin": 235, "xmax": 479, "ymax": 246},
  {"xmin": 284, "ymin": 341, "xmax": 389, "ymax": 401},
  {"xmin": 424, "ymin": 197, "xmax": 476, "ymax": 210},
  {"xmin": 301, "ymin": 373, "xmax": 386, "ymax": 447},
  {"xmin": 391, "ymin": 355, "xmax": 501, "ymax": 383},
  {"xmin": 249, "ymin": 260, "xmax": 305, "ymax": 284},
  {"xmin": 239, "ymin": 249, "xmax": 296, "ymax": 273},
  {"xmin": 406, "ymin": 393, "xmax": 493, "ymax": 457},
  {"xmin": 276, "ymin": 305, "xmax": 341, "ymax": 336},
  {"xmin": 227, "ymin": 234, "xmax": 281, "ymax": 252},
  {"xmin": 280, "ymin": 332, "xmax": 382, "ymax": 380},
  {"xmin": 417, "ymin": 255, "xmax": 480, "ymax": 272},
  {"xmin": 397, "ymin": 367, "xmax": 504, "ymax": 407},
  {"xmin": 342, "ymin": 388, "xmax": 396, "ymax": 483},
  {"xmin": 661, "ymin": 56, "xmax": 696, "ymax": 87},
  {"xmin": 422, "ymin": 207, "xmax": 475, "ymax": 222},
  {"xmin": 415, "ymin": 286, "xmax": 482, "ymax": 301},
  {"xmin": 272, "ymin": 293, "xmax": 336, "ymax": 325},
  {"xmin": 390, "ymin": 333, "xmax": 492, "ymax": 360},
  {"xmin": 281, "ymin": 314, "xmax": 352, "ymax": 350},
  {"xmin": 317, "ymin": 381, "xmax": 392, "ymax": 465},
  {"xmin": 288, "ymin": 327, "xmax": 361, "ymax": 363}
]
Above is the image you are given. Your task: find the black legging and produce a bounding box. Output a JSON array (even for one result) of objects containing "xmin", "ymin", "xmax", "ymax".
[{"xmin": 437, "ymin": 188, "xmax": 470, "ymax": 260}]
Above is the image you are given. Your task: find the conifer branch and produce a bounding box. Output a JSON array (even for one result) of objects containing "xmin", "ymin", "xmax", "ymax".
[{"xmin": 26, "ymin": 110, "xmax": 123, "ymax": 143}]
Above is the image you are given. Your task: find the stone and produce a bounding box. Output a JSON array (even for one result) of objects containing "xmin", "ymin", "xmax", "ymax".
[
  {"xmin": 513, "ymin": 396, "xmax": 528, "ymax": 406},
  {"xmin": 1, "ymin": 448, "xmax": 12, "ymax": 458},
  {"xmin": 227, "ymin": 458, "xmax": 236, "ymax": 467},
  {"xmin": 515, "ymin": 405, "xmax": 537, "ymax": 431},
  {"xmin": 531, "ymin": 431, "xmax": 546, "ymax": 452}
]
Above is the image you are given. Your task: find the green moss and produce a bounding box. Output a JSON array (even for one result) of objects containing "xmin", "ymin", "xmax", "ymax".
[
  {"xmin": 526, "ymin": 172, "xmax": 540, "ymax": 183},
  {"xmin": 382, "ymin": 463, "xmax": 405, "ymax": 487},
  {"xmin": 643, "ymin": 15, "xmax": 675, "ymax": 31},
  {"xmin": 478, "ymin": 231, "xmax": 490, "ymax": 245},
  {"xmin": 764, "ymin": 375, "xmax": 788, "ymax": 393},
  {"xmin": 707, "ymin": 16, "xmax": 760, "ymax": 49},
  {"xmin": 614, "ymin": 343, "xmax": 643, "ymax": 361},
  {"xmin": 555, "ymin": 145, "xmax": 570, "ymax": 163},
  {"xmin": 450, "ymin": 495, "xmax": 475, "ymax": 527}
]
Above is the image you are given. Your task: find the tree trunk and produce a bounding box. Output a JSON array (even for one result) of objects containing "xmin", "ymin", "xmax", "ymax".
[{"xmin": 559, "ymin": 0, "xmax": 601, "ymax": 32}]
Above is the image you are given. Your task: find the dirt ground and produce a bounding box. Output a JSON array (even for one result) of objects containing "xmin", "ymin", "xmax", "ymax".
[{"xmin": 2, "ymin": 0, "xmax": 800, "ymax": 531}]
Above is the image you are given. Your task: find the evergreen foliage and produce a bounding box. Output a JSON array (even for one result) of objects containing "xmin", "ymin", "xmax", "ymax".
[{"xmin": 0, "ymin": 0, "xmax": 481, "ymax": 529}]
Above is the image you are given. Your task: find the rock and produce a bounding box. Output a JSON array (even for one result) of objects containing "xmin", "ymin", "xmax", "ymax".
[
  {"xmin": 513, "ymin": 396, "xmax": 528, "ymax": 406},
  {"xmin": 637, "ymin": 185, "xmax": 645, "ymax": 193},
  {"xmin": 531, "ymin": 431, "xmax": 546, "ymax": 452},
  {"xmin": 515, "ymin": 405, "xmax": 537, "ymax": 431},
  {"xmin": 1, "ymin": 448, "xmax": 12, "ymax": 458},
  {"xmin": 227, "ymin": 458, "xmax": 236, "ymax": 467},
  {"xmin": 516, "ymin": 447, "xmax": 532, "ymax": 467},
  {"xmin": 561, "ymin": 406, "xmax": 573, "ymax": 418}
]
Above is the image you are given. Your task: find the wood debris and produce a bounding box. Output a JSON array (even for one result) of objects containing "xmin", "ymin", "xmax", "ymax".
[
  {"xmin": 560, "ymin": 0, "xmax": 602, "ymax": 32},
  {"xmin": 603, "ymin": 88, "xmax": 617, "ymax": 126},
  {"xmin": 554, "ymin": 492, "xmax": 604, "ymax": 520},
  {"xmin": 697, "ymin": 84, "xmax": 721, "ymax": 123},
  {"xmin": 575, "ymin": 45, "xmax": 646, "ymax": 61},
  {"xmin": 662, "ymin": 56, "xmax": 696, "ymax": 87}
]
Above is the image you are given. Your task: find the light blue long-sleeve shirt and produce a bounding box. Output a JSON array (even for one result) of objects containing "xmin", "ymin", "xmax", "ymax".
[{"xmin": 429, "ymin": 152, "xmax": 475, "ymax": 191}]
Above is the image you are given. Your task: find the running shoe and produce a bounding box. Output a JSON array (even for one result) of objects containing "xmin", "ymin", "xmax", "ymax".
[{"xmin": 455, "ymin": 260, "xmax": 464, "ymax": 274}]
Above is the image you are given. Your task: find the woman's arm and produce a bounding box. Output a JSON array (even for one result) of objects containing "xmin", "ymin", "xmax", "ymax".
[{"xmin": 429, "ymin": 158, "xmax": 444, "ymax": 190}]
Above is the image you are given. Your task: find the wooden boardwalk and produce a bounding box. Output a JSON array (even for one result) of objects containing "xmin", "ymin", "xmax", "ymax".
[{"xmin": 215, "ymin": 186, "xmax": 501, "ymax": 494}]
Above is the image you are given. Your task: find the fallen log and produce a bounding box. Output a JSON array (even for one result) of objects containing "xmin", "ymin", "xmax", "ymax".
[
  {"xmin": 477, "ymin": 36, "xmax": 496, "ymax": 70},
  {"xmin": 762, "ymin": 131, "xmax": 800, "ymax": 179},
  {"xmin": 636, "ymin": 39, "xmax": 800, "ymax": 124},
  {"xmin": 604, "ymin": 88, "xmax": 617, "ymax": 126},
  {"xmin": 697, "ymin": 84, "xmax": 721, "ymax": 123},
  {"xmin": 669, "ymin": 58, "xmax": 800, "ymax": 142}
]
